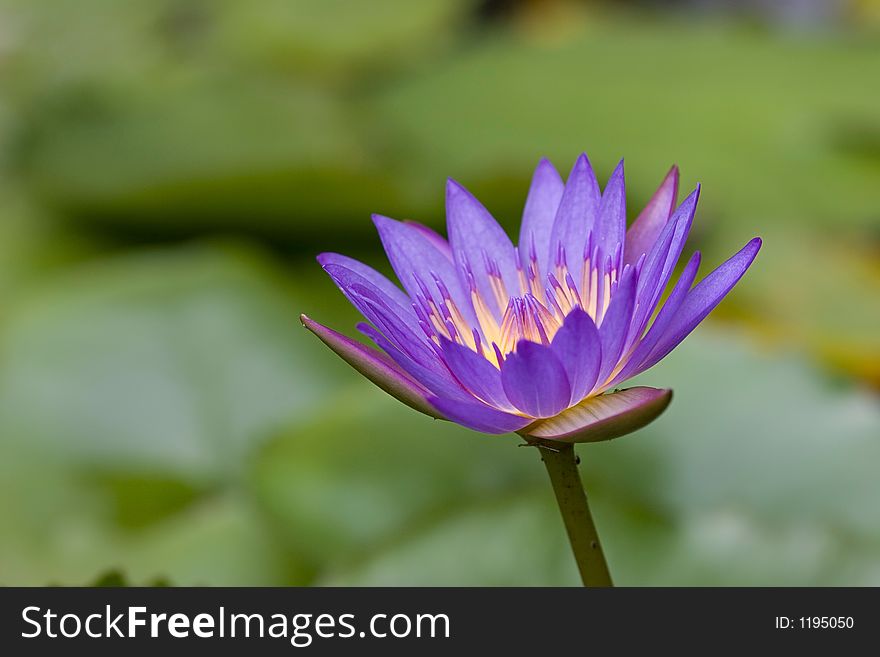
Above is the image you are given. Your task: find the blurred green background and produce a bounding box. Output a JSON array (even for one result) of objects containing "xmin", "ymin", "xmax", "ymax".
[{"xmin": 0, "ymin": 0, "xmax": 878, "ymax": 586}]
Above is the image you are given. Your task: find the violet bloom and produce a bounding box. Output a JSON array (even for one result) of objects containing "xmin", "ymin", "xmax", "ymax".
[{"xmin": 303, "ymin": 155, "xmax": 760, "ymax": 443}]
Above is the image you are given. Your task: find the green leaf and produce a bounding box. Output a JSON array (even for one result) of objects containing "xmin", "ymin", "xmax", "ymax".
[
  {"xmin": 0, "ymin": 245, "xmax": 329, "ymax": 585},
  {"xmin": 0, "ymin": 244, "xmax": 335, "ymax": 481}
]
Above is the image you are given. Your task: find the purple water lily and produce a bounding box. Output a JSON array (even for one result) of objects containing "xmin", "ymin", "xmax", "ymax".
[{"xmin": 303, "ymin": 154, "xmax": 760, "ymax": 443}]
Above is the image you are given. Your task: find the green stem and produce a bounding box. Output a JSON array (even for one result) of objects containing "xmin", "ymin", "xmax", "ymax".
[{"xmin": 537, "ymin": 441, "xmax": 613, "ymax": 587}]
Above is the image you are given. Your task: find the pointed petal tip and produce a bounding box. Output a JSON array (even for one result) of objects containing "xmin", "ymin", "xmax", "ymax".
[
  {"xmin": 301, "ymin": 313, "xmax": 331, "ymax": 337},
  {"xmin": 304, "ymin": 315, "xmax": 442, "ymax": 419},
  {"xmin": 371, "ymin": 213, "xmax": 397, "ymax": 231},
  {"xmin": 607, "ymin": 159, "xmax": 625, "ymax": 184},
  {"xmin": 666, "ymin": 165, "xmax": 680, "ymax": 191},
  {"xmin": 445, "ymin": 177, "xmax": 482, "ymax": 207},
  {"xmin": 315, "ymin": 252, "xmax": 335, "ymax": 268},
  {"xmin": 742, "ymin": 236, "xmax": 763, "ymax": 263},
  {"xmin": 569, "ymin": 152, "xmax": 597, "ymax": 178},
  {"xmin": 446, "ymin": 177, "xmax": 466, "ymax": 194},
  {"xmin": 519, "ymin": 386, "xmax": 673, "ymax": 443},
  {"xmin": 533, "ymin": 157, "xmax": 563, "ymax": 179}
]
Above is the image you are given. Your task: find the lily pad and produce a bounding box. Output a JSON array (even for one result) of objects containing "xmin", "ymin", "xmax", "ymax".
[{"xmin": 0, "ymin": 243, "xmax": 335, "ymax": 480}]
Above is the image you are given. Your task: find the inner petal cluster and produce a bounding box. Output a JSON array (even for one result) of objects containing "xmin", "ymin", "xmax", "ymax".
[{"xmin": 413, "ymin": 231, "xmax": 623, "ymax": 368}]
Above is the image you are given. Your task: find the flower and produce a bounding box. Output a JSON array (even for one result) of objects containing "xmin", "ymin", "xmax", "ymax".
[{"xmin": 303, "ymin": 154, "xmax": 761, "ymax": 443}]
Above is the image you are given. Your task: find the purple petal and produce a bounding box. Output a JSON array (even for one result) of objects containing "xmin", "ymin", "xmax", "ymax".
[
  {"xmin": 320, "ymin": 255, "xmax": 417, "ymax": 329},
  {"xmin": 596, "ymin": 265, "xmax": 638, "ymax": 388},
  {"xmin": 548, "ymin": 153, "xmax": 601, "ymax": 287},
  {"xmin": 351, "ymin": 288, "xmax": 467, "ymax": 389},
  {"xmin": 501, "ymin": 341, "xmax": 571, "ymax": 418},
  {"xmin": 320, "ymin": 255, "xmax": 443, "ymax": 374},
  {"xmin": 446, "ymin": 179, "xmax": 519, "ymax": 318},
  {"xmin": 630, "ymin": 187, "xmax": 699, "ymax": 338},
  {"xmin": 610, "ymin": 250, "xmax": 702, "ymax": 387},
  {"xmin": 654, "ymin": 188, "xmax": 699, "ymax": 302},
  {"xmin": 641, "ymin": 237, "xmax": 762, "ymax": 371},
  {"xmin": 402, "ymin": 220, "xmax": 454, "ymax": 262},
  {"xmin": 358, "ymin": 322, "xmax": 470, "ymax": 402},
  {"xmin": 550, "ymin": 308, "xmax": 602, "ymax": 405},
  {"xmin": 372, "ymin": 214, "xmax": 477, "ymax": 327},
  {"xmin": 596, "ymin": 159, "xmax": 626, "ymax": 268},
  {"xmin": 521, "ymin": 387, "xmax": 672, "ymax": 443},
  {"xmin": 336, "ymin": 278, "xmax": 435, "ymax": 369},
  {"xmin": 439, "ymin": 338, "xmax": 513, "ymax": 410},
  {"xmin": 428, "ymin": 395, "xmax": 531, "ymax": 434},
  {"xmin": 518, "ymin": 158, "xmax": 564, "ymax": 281},
  {"xmin": 318, "ymin": 252, "xmax": 411, "ymax": 309},
  {"xmin": 624, "ymin": 165, "xmax": 679, "ymax": 266},
  {"xmin": 301, "ymin": 315, "xmax": 439, "ymax": 418}
]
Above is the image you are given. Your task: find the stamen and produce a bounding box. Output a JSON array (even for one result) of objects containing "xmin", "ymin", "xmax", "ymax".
[
  {"xmin": 554, "ymin": 243, "xmax": 568, "ymax": 286},
  {"xmin": 444, "ymin": 318, "xmax": 461, "ymax": 343},
  {"xmin": 580, "ymin": 231, "xmax": 594, "ymax": 301},
  {"xmin": 547, "ymin": 273, "xmax": 573, "ymax": 317},
  {"xmin": 545, "ymin": 282, "xmax": 566, "ymax": 319},
  {"xmin": 596, "ymin": 255, "xmax": 613, "ymax": 325},
  {"xmin": 564, "ymin": 272, "xmax": 582, "ymax": 309},
  {"xmin": 433, "ymin": 274, "xmax": 475, "ymax": 350},
  {"xmin": 484, "ymin": 253, "xmax": 510, "ymax": 313},
  {"xmin": 634, "ymin": 252, "xmax": 647, "ymax": 276},
  {"xmin": 515, "ymin": 246, "xmax": 530, "ymax": 298},
  {"xmin": 587, "ymin": 265, "xmax": 599, "ymax": 320},
  {"xmin": 472, "ymin": 328, "xmax": 484, "ymax": 358},
  {"xmin": 499, "ymin": 298, "xmax": 524, "ymax": 355},
  {"xmin": 430, "ymin": 235, "xmax": 604, "ymax": 367},
  {"xmin": 492, "ymin": 343, "xmax": 505, "ymax": 367},
  {"xmin": 497, "ymin": 294, "xmax": 560, "ymax": 353},
  {"xmin": 523, "ymin": 294, "xmax": 559, "ymax": 345}
]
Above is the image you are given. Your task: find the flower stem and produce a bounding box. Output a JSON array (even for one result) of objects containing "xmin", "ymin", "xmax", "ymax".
[{"xmin": 537, "ymin": 441, "xmax": 613, "ymax": 587}]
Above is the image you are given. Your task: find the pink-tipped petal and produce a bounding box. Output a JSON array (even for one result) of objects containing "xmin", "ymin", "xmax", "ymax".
[
  {"xmin": 402, "ymin": 220, "xmax": 454, "ymax": 262},
  {"xmin": 301, "ymin": 315, "xmax": 440, "ymax": 419},
  {"xmin": 520, "ymin": 386, "xmax": 672, "ymax": 443},
  {"xmin": 624, "ymin": 165, "xmax": 679, "ymax": 266}
]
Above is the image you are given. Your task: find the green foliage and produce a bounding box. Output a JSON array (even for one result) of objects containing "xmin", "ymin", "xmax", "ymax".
[{"xmin": 88, "ymin": 569, "xmax": 170, "ymax": 587}]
